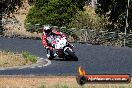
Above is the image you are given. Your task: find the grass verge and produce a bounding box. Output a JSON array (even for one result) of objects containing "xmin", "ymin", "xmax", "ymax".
[
  {"xmin": 0, "ymin": 50, "xmax": 37, "ymax": 67},
  {"xmin": 22, "ymin": 51, "xmax": 38, "ymax": 63}
]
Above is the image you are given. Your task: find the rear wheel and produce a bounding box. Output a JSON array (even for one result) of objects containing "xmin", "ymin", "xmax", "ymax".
[
  {"xmin": 48, "ymin": 56, "xmax": 54, "ymax": 60},
  {"xmin": 65, "ymin": 48, "xmax": 78, "ymax": 61}
]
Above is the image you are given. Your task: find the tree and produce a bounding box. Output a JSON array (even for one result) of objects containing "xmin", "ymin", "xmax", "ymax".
[
  {"xmin": 96, "ymin": 0, "xmax": 132, "ymax": 32},
  {"xmin": 25, "ymin": 0, "xmax": 87, "ymax": 30},
  {"xmin": 28, "ymin": 0, "xmax": 34, "ymax": 5},
  {"xmin": 0, "ymin": 0, "xmax": 22, "ymax": 34},
  {"xmin": 71, "ymin": 0, "xmax": 86, "ymax": 10},
  {"xmin": 68, "ymin": 10, "xmax": 106, "ymax": 30}
]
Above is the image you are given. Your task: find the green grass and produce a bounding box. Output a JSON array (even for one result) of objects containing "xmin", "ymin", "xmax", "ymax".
[
  {"xmin": 55, "ymin": 84, "xmax": 69, "ymax": 88},
  {"xmin": 22, "ymin": 51, "xmax": 38, "ymax": 63},
  {"xmin": 38, "ymin": 85, "xmax": 46, "ymax": 88}
]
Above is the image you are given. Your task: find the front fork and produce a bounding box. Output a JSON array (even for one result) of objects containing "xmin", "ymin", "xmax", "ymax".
[
  {"xmin": 56, "ymin": 47, "xmax": 73, "ymax": 58},
  {"xmin": 55, "ymin": 43, "xmax": 74, "ymax": 58}
]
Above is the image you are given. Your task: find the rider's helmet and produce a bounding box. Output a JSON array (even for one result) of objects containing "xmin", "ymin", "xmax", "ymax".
[{"xmin": 42, "ymin": 25, "xmax": 52, "ymax": 34}]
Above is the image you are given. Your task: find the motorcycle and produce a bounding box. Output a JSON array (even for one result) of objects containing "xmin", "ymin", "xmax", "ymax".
[{"xmin": 51, "ymin": 36, "xmax": 78, "ymax": 61}]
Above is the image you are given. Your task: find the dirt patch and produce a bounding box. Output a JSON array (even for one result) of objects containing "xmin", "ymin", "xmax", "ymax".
[
  {"xmin": 0, "ymin": 51, "xmax": 33, "ymax": 67},
  {"xmin": 0, "ymin": 76, "xmax": 131, "ymax": 88}
]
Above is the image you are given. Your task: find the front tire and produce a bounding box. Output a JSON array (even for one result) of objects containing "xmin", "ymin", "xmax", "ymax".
[{"xmin": 65, "ymin": 48, "xmax": 78, "ymax": 61}]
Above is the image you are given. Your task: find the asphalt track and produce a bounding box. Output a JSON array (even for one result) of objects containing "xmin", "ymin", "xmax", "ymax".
[{"xmin": 0, "ymin": 37, "xmax": 132, "ymax": 76}]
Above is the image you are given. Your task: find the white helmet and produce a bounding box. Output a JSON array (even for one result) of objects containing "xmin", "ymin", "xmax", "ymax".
[
  {"xmin": 42, "ymin": 25, "xmax": 52, "ymax": 34},
  {"xmin": 43, "ymin": 25, "xmax": 51, "ymax": 30}
]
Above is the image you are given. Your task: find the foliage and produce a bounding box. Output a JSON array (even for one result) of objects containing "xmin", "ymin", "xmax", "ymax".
[
  {"xmin": 68, "ymin": 7, "xmax": 107, "ymax": 30},
  {"xmin": 25, "ymin": 0, "xmax": 87, "ymax": 31},
  {"xmin": 95, "ymin": 0, "xmax": 132, "ymax": 32},
  {"xmin": 25, "ymin": 22, "xmax": 41, "ymax": 33},
  {"xmin": 22, "ymin": 51, "xmax": 38, "ymax": 63},
  {"xmin": 28, "ymin": 0, "xmax": 35, "ymax": 5}
]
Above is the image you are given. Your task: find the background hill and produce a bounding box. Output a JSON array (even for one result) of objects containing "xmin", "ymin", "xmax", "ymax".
[{"xmin": 2, "ymin": 0, "xmax": 42, "ymax": 39}]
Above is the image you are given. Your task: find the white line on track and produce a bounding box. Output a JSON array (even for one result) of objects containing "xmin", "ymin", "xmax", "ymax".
[
  {"xmin": 42, "ymin": 59, "xmax": 51, "ymax": 67},
  {"xmin": 37, "ymin": 66, "xmax": 42, "ymax": 68},
  {"xmin": 0, "ymin": 68, "xmax": 6, "ymax": 70},
  {"xmin": 18, "ymin": 68, "xmax": 24, "ymax": 69},
  {"xmin": 30, "ymin": 66, "xmax": 35, "ymax": 68}
]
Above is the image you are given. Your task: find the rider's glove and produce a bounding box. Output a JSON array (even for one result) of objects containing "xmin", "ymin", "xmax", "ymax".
[
  {"xmin": 45, "ymin": 46, "xmax": 49, "ymax": 49},
  {"xmin": 49, "ymin": 47, "xmax": 54, "ymax": 51},
  {"xmin": 45, "ymin": 46, "xmax": 54, "ymax": 51}
]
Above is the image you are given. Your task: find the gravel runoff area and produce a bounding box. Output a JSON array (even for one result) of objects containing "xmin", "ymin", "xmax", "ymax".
[{"xmin": 0, "ymin": 76, "xmax": 131, "ymax": 88}]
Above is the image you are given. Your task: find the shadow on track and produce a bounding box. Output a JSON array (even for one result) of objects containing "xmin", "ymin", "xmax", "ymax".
[{"xmin": 50, "ymin": 58, "xmax": 79, "ymax": 61}]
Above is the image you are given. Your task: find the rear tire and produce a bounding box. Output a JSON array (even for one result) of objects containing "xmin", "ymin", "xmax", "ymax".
[
  {"xmin": 48, "ymin": 56, "xmax": 54, "ymax": 60},
  {"xmin": 65, "ymin": 48, "xmax": 78, "ymax": 61}
]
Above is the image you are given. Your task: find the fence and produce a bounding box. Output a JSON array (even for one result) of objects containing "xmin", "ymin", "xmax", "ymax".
[
  {"xmin": 25, "ymin": 23, "xmax": 132, "ymax": 47},
  {"xmin": 2, "ymin": 18, "xmax": 132, "ymax": 47}
]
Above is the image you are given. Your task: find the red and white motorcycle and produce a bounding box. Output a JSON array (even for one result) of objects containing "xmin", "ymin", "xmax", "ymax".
[{"xmin": 51, "ymin": 36, "xmax": 78, "ymax": 61}]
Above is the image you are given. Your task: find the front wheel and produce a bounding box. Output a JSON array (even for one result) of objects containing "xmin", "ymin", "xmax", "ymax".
[{"xmin": 65, "ymin": 48, "xmax": 78, "ymax": 61}]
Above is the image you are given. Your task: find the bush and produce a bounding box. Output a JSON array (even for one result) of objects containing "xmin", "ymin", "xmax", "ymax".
[
  {"xmin": 68, "ymin": 7, "xmax": 107, "ymax": 30},
  {"xmin": 25, "ymin": 0, "xmax": 87, "ymax": 32}
]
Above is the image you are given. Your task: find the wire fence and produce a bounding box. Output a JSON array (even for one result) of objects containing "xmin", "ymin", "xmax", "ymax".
[{"xmin": 2, "ymin": 17, "xmax": 132, "ymax": 47}]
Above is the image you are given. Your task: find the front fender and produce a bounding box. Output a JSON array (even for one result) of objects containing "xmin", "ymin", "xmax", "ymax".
[{"xmin": 63, "ymin": 47, "xmax": 73, "ymax": 55}]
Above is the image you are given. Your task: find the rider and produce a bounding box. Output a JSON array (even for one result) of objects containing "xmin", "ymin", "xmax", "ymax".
[{"xmin": 42, "ymin": 25, "xmax": 65, "ymax": 60}]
